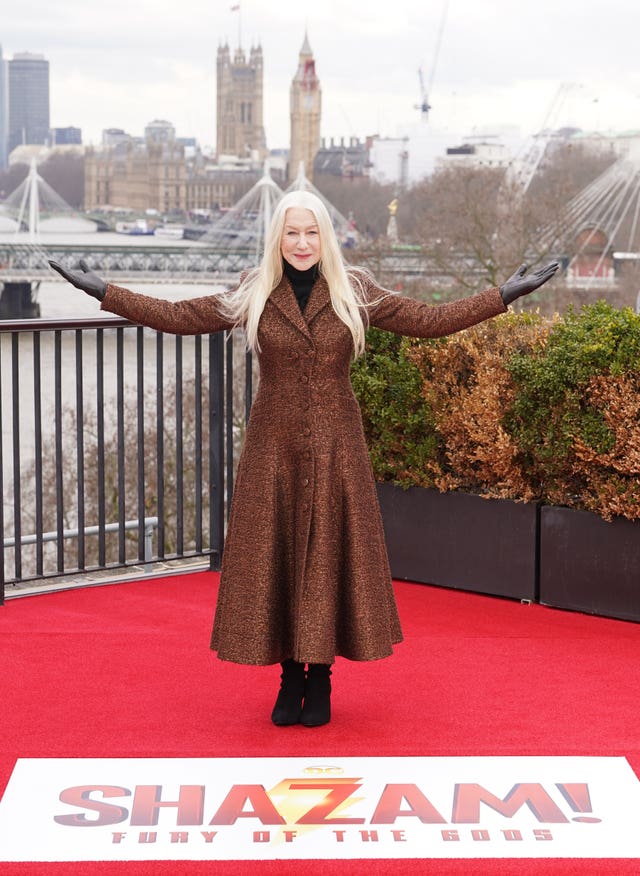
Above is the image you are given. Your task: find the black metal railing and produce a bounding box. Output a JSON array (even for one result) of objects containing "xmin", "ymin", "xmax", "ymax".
[{"xmin": 0, "ymin": 316, "xmax": 253, "ymax": 602}]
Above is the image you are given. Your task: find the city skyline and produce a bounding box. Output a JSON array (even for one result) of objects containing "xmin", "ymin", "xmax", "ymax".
[{"xmin": 3, "ymin": 0, "xmax": 639, "ymax": 152}]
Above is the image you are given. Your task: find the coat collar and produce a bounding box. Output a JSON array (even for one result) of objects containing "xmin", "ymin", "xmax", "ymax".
[
  {"xmin": 268, "ymin": 272, "xmax": 332, "ymax": 341},
  {"xmin": 305, "ymin": 273, "xmax": 333, "ymax": 325}
]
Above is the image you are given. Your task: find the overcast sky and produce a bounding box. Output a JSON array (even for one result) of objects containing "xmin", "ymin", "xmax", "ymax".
[{"xmin": 3, "ymin": 0, "xmax": 639, "ymax": 151}]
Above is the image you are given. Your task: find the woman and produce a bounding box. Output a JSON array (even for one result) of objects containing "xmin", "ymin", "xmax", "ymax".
[{"xmin": 50, "ymin": 191, "xmax": 558, "ymax": 728}]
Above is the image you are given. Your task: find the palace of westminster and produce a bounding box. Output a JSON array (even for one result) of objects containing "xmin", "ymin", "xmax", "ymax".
[{"xmin": 83, "ymin": 35, "xmax": 331, "ymax": 215}]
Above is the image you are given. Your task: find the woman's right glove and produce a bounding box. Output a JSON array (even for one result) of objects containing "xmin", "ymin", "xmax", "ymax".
[{"xmin": 48, "ymin": 259, "xmax": 107, "ymax": 301}]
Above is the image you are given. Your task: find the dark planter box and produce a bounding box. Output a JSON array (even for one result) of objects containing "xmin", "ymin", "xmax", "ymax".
[
  {"xmin": 376, "ymin": 483, "xmax": 539, "ymax": 601},
  {"xmin": 539, "ymin": 506, "xmax": 640, "ymax": 622}
]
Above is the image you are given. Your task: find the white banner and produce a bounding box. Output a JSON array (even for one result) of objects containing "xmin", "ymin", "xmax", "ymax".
[{"xmin": 0, "ymin": 757, "xmax": 639, "ymax": 861}]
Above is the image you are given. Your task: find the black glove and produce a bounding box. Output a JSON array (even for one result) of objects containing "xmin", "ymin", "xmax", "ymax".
[
  {"xmin": 499, "ymin": 262, "xmax": 560, "ymax": 306},
  {"xmin": 48, "ymin": 259, "xmax": 107, "ymax": 301}
]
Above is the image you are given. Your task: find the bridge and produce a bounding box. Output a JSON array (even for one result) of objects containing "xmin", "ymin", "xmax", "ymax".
[
  {"xmin": 0, "ymin": 241, "xmax": 256, "ymax": 286},
  {"xmin": 0, "ymin": 239, "xmax": 433, "ymax": 318},
  {"xmin": 0, "ymin": 240, "xmax": 432, "ymax": 286}
]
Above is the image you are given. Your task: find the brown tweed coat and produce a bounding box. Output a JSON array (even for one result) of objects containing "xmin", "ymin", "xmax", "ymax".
[{"xmin": 102, "ymin": 273, "xmax": 506, "ymax": 666}]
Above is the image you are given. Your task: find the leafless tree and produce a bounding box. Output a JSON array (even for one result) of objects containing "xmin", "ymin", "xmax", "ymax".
[
  {"xmin": 39, "ymin": 152, "xmax": 85, "ymax": 208},
  {"xmin": 0, "ymin": 163, "xmax": 29, "ymax": 201},
  {"xmin": 315, "ymin": 175, "xmax": 396, "ymax": 240},
  {"xmin": 389, "ymin": 143, "xmax": 617, "ymax": 306}
]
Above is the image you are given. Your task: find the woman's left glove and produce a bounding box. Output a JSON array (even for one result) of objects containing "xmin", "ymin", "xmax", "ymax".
[
  {"xmin": 48, "ymin": 259, "xmax": 107, "ymax": 301},
  {"xmin": 499, "ymin": 262, "xmax": 560, "ymax": 306}
]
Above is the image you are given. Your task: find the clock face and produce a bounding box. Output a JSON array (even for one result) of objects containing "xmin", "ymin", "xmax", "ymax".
[{"xmin": 303, "ymin": 94, "xmax": 314, "ymax": 110}]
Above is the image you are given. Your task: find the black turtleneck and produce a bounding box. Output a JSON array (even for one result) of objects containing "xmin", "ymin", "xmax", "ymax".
[{"xmin": 283, "ymin": 260, "xmax": 319, "ymax": 313}]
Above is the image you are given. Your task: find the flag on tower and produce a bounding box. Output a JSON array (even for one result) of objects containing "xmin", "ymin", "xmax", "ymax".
[{"xmin": 230, "ymin": 3, "xmax": 240, "ymax": 10}]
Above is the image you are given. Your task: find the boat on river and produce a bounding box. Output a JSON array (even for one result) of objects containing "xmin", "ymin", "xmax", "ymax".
[
  {"xmin": 153, "ymin": 225, "xmax": 185, "ymax": 240},
  {"xmin": 115, "ymin": 219, "xmax": 154, "ymax": 236}
]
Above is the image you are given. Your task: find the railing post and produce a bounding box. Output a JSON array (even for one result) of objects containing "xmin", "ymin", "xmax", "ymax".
[
  {"xmin": 144, "ymin": 521, "xmax": 155, "ymax": 574},
  {"xmin": 209, "ymin": 332, "xmax": 225, "ymax": 570}
]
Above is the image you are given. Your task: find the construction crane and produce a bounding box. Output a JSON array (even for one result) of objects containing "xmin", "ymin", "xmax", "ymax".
[
  {"xmin": 415, "ymin": 0, "xmax": 449, "ymax": 121},
  {"xmin": 416, "ymin": 67, "xmax": 432, "ymax": 120}
]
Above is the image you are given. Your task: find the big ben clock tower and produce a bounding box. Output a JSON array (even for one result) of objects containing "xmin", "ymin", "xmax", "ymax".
[{"xmin": 288, "ymin": 33, "xmax": 321, "ymax": 183}]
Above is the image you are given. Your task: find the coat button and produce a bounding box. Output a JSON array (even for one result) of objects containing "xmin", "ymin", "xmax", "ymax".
[
  {"xmin": 300, "ymin": 375, "xmax": 309, "ymax": 383},
  {"xmin": 302, "ymin": 478, "xmax": 309, "ymax": 486},
  {"xmin": 303, "ymin": 427, "xmax": 311, "ymax": 436}
]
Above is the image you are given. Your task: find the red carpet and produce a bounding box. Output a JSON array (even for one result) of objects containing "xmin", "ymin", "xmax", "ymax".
[{"xmin": 1, "ymin": 571, "xmax": 639, "ymax": 874}]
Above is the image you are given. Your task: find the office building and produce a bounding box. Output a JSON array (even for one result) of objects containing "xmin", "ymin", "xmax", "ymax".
[
  {"xmin": 8, "ymin": 52, "xmax": 50, "ymax": 153},
  {"xmin": 50, "ymin": 126, "xmax": 82, "ymax": 146}
]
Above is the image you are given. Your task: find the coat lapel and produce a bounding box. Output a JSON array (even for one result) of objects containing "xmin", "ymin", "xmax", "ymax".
[
  {"xmin": 267, "ymin": 273, "xmax": 333, "ymax": 341},
  {"xmin": 268, "ymin": 276, "xmax": 311, "ymax": 341},
  {"xmin": 304, "ymin": 274, "xmax": 332, "ymax": 326}
]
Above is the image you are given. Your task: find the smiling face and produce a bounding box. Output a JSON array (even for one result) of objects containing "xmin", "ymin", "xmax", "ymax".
[{"xmin": 280, "ymin": 207, "xmax": 321, "ymax": 270}]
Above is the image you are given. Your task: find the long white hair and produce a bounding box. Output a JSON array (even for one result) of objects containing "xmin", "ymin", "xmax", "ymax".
[{"xmin": 218, "ymin": 190, "xmax": 370, "ymax": 357}]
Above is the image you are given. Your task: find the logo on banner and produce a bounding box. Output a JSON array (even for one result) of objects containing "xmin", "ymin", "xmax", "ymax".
[
  {"xmin": 1, "ymin": 757, "xmax": 639, "ymax": 861},
  {"xmin": 56, "ymin": 765, "xmax": 599, "ymax": 845}
]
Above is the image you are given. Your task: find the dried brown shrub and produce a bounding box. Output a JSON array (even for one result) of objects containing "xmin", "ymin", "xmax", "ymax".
[
  {"xmin": 405, "ymin": 314, "xmax": 550, "ymax": 499},
  {"xmin": 572, "ymin": 372, "xmax": 640, "ymax": 521}
]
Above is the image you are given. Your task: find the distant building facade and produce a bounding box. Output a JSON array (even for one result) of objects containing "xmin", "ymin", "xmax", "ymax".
[
  {"xmin": 368, "ymin": 137, "xmax": 409, "ymax": 186},
  {"xmin": 289, "ymin": 34, "xmax": 321, "ymax": 182},
  {"xmin": 438, "ymin": 135, "xmax": 511, "ymax": 170},
  {"xmin": 85, "ymin": 138, "xmax": 188, "ymax": 213},
  {"xmin": 102, "ymin": 128, "xmax": 132, "ymax": 148},
  {"xmin": 565, "ymin": 129, "xmax": 636, "ymax": 161},
  {"xmin": 145, "ymin": 119, "xmax": 176, "ymax": 145},
  {"xmin": 216, "ymin": 44, "xmax": 266, "ymax": 161},
  {"xmin": 51, "ymin": 126, "xmax": 82, "ymax": 145},
  {"xmin": 7, "ymin": 52, "xmax": 50, "ymax": 153},
  {"xmin": 84, "ymin": 135, "xmax": 260, "ymax": 214},
  {"xmin": 314, "ymin": 137, "xmax": 369, "ymax": 179}
]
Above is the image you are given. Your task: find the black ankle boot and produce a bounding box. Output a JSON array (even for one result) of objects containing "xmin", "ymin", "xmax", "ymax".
[
  {"xmin": 300, "ymin": 663, "xmax": 332, "ymax": 727},
  {"xmin": 271, "ymin": 659, "xmax": 306, "ymax": 726}
]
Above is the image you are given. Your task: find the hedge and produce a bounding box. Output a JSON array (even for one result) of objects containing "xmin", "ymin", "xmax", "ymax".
[{"xmin": 351, "ymin": 301, "xmax": 640, "ymax": 522}]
